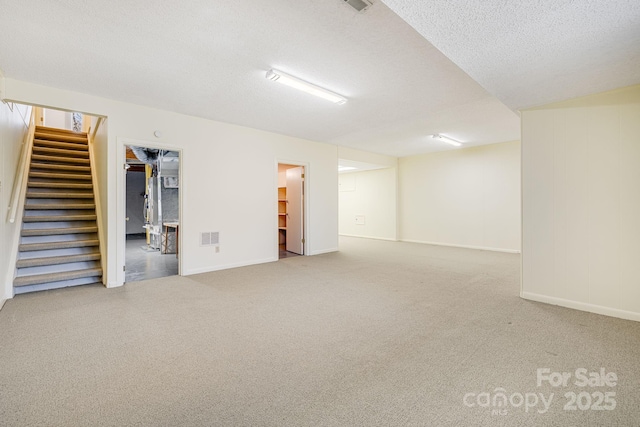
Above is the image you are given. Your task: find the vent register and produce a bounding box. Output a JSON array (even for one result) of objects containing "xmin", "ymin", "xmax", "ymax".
[
  {"xmin": 201, "ymin": 231, "xmax": 219, "ymax": 246},
  {"xmin": 344, "ymin": 0, "xmax": 373, "ymax": 12}
]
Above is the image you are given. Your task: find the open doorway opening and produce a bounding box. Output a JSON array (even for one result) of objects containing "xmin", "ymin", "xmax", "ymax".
[
  {"xmin": 34, "ymin": 107, "xmax": 88, "ymax": 132},
  {"xmin": 125, "ymin": 145, "xmax": 179, "ymax": 282},
  {"xmin": 278, "ymin": 163, "xmax": 305, "ymax": 259}
]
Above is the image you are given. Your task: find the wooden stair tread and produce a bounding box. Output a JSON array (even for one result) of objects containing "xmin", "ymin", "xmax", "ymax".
[
  {"xmin": 30, "ymin": 163, "xmax": 91, "ymax": 172},
  {"xmin": 19, "ymin": 239, "xmax": 100, "ymax": 252},
  {"xmin": 33, "ymin": 139, "xmax": 88, "ymax": 151},
  {"xmin": 31, "ymin": 154, "xmax": 90, "ymax": 164},
  {"xmin": 21, "ymin": 226, "xmax": 98, "ymax": 237},
  {"xmin": 32, "ymin": 146, "xmax": 89, "ymax": 158},
  {"xmin": 33, "ymin": 132, "xmax": 88, "ymax": 144},
  {"xmin": 28, "ymin": 181, "xmax": 93, "ymax": 189},
  {"xmin": 25, "ymin": 203, "xmax": 96, "ymax": 210},
  {"xmin": 14, "ymin": 267, "xmax": 102, "ymax": 287},
  {"xmin": 29, "ymin": 172, "xmax": 92, "ymax": 180},
  {"xmin": 26, "ymin": 191, "xmax": 94, "ymax": 199},
  {"xmin": 16, "ymin": 252, "xmax": 101, "ymax": 268},
  {"xmin": 23, "ymin": 214, "xmax": 97, "ymax": 222},
  {"xmin": 35, "ymin": 126, "xmax": 87, "ymax": 136}
]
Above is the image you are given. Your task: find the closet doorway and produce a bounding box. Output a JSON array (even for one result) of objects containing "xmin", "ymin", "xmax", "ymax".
[
  {"xmin": 278, "ymin": 163, "xmax": 305, "ymax": 259},
  {"xmin": 124, "ymin": 145, "xmax": 180, "ymax": 282}
]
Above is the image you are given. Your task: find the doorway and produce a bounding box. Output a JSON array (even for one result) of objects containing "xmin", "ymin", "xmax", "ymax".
[
  {"xmin": 124, "ymin": 145, "xmax": 180, "ymax": 282},
  {"xmin": 278, "ymin": 163, "xmax": 305, "ymax": 259},
  {"xmin": 34, "ymin": 106, "xmax": 89, "ymax": 132}
]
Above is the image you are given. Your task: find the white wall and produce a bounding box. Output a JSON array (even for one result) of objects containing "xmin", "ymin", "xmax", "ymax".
[
  {"xmin": 339, "ymin": 168, "xmax": 397, "ymax": 240},
  {"xmin": 399, "ymin": 141, "xmax": 521, "ymax": 252},
  {"xmin": 522, "ymin": 85, "xmax": 640, "ymax": 322},
  {"xmin": 337, "ymin": 146, "xmax": 398, "ymax": 240},
  {"xmin": 3, "ymin": 79, "xmax": 338, "ymax": 288},
  {"xmin": 0, "ymin": 99, "xmax": 31, "ymax": 301},
  {"xmin": 43, "ymin": 108, "xmax": 71, "ymax": 130}
]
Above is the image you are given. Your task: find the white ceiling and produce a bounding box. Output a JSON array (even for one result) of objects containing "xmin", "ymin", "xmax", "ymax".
[
  {"xmin": 381, "ymin": 0, "xmax": 640, "ymax": 110},
  {"xmin": 0, "ymin": 1, "xmax": 637, "ymax": 158}
]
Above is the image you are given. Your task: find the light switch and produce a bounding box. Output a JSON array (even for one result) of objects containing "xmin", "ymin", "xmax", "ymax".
[{"xmin": 355, "ymin": 215, "xmax": 365, "ymax": 225}]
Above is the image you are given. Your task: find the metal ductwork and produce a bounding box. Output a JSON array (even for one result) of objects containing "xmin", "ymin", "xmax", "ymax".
[{"xmin": 130, "ymin": 146, "xmax": 161, "ymax": 165}]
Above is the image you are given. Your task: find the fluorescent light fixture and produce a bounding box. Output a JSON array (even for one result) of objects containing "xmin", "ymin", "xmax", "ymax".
[
  {"xmin": 338, "ymin": 166, "xmax": 357, "ymax": 172},
  {"xmin": 431, "ymin": 134, "xmax": 462, "ymax": 147},
  {"xmin": 266, "ymin": 69, "xmax": 347, "ymax": 105}
]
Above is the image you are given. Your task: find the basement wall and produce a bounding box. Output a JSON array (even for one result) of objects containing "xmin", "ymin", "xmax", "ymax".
[
  {"xmin": 2, "ymin": 79, "xmax": 338, "ymax": 288},
  {"xmin": 338, "ymin": 146, "xmax": 398, "ymax": 241},
  {"xmin": 521, "ymin": 85, "xmax": 640, "ymax": 322},
  {"xmin": 398, "ymin": 141, "xmax": 521, "ymax": 252},
  {"xmin": 0, "ymin": 99, "xmax": 31, "ymax": 301},
  {"xmin": 339, "ymin": 168, "xmax": 397, "ymax": 240}
]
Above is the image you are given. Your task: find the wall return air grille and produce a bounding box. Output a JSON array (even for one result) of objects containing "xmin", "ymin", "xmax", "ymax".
[{"xmin": 200, "ymin": 231, "xmax": 219, "ymax": 246}]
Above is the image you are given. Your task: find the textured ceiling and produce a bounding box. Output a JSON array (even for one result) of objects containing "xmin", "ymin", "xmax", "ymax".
[
  {"xmin": 0, "ymin": 1, "xmax": 520, "ymax": 157},
  {"xmin": 381, "ymin": 0, "xmax": 640, "ymax": 110}
]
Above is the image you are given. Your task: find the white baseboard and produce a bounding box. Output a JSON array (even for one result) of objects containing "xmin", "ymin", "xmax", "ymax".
[
  {"xmin": 522, "ymin": 292, "xmax": 640, "ymax": 323},
  {"xmin": 184, "ymin": 257, "xmax": 277, "ymax": 276},
  {"xmin": 309, "ymin": 247, "xmax": 339, "ymax": 255},
  {"xmin": 107, "ymin": 281, "xmax": 123, "ymax": 289},
  {"xmin": 339, "ymin": 234, "xmax": 397, "ymax": 242},
  {"xmin": 400, "ymin": 239, "xmax": 521, "ymax": 254},
  {"xmin": 0, "ymin": 298, "xmax": 6, "ymax": 311}
]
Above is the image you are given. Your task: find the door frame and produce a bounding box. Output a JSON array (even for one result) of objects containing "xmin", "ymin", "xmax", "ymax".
[
  {"xmin": 116, "ymin": 138, "xmax": 183, "ymax": 285},
  {"xmin": 276, "ymin": 160, "xmax": 310, "ymax": 258}
]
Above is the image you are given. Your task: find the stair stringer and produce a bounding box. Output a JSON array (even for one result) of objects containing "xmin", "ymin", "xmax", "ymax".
[{"xmin": 87, "ymin": 118, "xmax": 107, "ymax": 286}]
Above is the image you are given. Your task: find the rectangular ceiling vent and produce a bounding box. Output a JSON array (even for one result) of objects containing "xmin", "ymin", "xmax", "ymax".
[
  {"xmin": 343, "ymin": 0, "xmax": 373, "ymax": 13},
  {"xmin": 200, "ymin": 231, "xmax": 219, "ymax": 246}
]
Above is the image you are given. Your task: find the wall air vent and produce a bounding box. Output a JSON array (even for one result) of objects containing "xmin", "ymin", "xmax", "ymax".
[
  {"xmin": 200, "ymin": 231, "xmax": 219, "ymax": 246},
  {"xmin": 343, "ymin": 0, "xmax": 373, "ymax": 12}
]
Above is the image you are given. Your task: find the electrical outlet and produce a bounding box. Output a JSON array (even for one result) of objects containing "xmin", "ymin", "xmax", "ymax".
[{"xmin": 355, "ymin": 215, "xmax": 365, "ymax": 225}]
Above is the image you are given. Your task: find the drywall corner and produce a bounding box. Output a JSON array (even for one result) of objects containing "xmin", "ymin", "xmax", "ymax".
[
  {"xmin": 338, "ymin": 146, "xmax": 397, "ymax": 168},
  {"xmin": 0, "ymin": 68, "xmax": 5, "ymax": 100}
]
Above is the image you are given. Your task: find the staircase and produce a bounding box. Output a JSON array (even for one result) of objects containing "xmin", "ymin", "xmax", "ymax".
[{"xmin": 13, "ymin": 126, "xmax": 103, "ymax": 294}]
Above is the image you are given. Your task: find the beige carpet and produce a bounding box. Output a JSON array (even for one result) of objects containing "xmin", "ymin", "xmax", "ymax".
[{"xmin": 1, "ymin": 237, "xmax": 639, "ymax": 426}]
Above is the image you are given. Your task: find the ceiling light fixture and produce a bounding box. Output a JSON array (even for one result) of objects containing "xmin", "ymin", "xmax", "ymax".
[
  {"xmin": 266, "ymin": 69, "xmax": 347, "ymax": 105},
  {"xmin": 431, "ymin": 134, "xmax": 462, "ymax": 147}
]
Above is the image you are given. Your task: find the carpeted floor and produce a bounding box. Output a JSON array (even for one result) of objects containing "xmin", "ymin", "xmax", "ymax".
[{"xmin": 1, "ymin": 236, "xmax": 639, "ymax": 426}]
